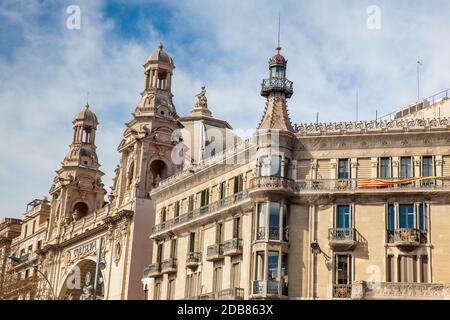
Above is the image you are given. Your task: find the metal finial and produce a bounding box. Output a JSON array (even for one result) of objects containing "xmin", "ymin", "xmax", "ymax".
[
  {"xmin": 158, "ymin": 42, "xmax": 164, "ymax": 50},
  {"xmin": 276, "ymin": 12, "xmax": 281, "ymax": 52},
  {"xmin": 86, "ymin": 92, "xmax": 90, "ymax": 108}
]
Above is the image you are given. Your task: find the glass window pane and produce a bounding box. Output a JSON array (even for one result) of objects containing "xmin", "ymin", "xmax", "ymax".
[
  {"xmin": 267, "ymin": 251, "xmax": 279, "ymax": 280},
  {"xmin": 419, "ymin": 204, "xmax": 425, "ymax": 231},
  {"xmin": 271, "ymin": 156, "xmax": 281, "ymax": 177},
  {"xmin": 380, "ymin": 158, "xmax": 391, "ymax": 178},
  {"xmin": 258, "ymin": 203, "xmax": 267, "ymax": 228},
  {"xmin": 338, "ymin": 159, "xmax": 349, "ymax": 179},
  {"xmin": 260, "ymin": 156, "xmax": 270, "ymax": 176},
  {"xmin": 422, "ymin": 157, "xmax": 433, "ymax": 177},
  {"xmin": 399, "ymin": 204, "xmax": 414, "ymax": 228},
  {"xmin": 336, "ymin": 205, "xmax": 350, "ymax": 228},
  {"xmin": 400, "ymin": 157, "xmax": 412, "ymax": 178},
  {"xmin": 388, "ymin": 204, "xmax": 395, "ymax": 231}
]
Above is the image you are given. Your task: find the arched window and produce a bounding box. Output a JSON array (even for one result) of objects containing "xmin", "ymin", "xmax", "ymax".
[{"xmin": 72, "ymin": 202, "xmax": 89, "ymax": 220}]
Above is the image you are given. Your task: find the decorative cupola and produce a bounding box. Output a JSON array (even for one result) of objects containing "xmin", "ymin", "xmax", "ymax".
[
  {"xmin": 134, "ymin": 43, "xmax": 178, "ymax": 120},
  {"xmin": 257, "ymin": 45, "xmax": 294, "ymax": 132},
  {"xmin": 64, "ymin": 103, "xmax": 100, "ymax": 168}
]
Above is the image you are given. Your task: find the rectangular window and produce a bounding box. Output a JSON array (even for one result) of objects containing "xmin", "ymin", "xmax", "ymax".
[
  {"xmin": 269, "ymin": 202, "xmax": 281, "ymax": 240},
  {"xmin": 267, "ymin": 251, "xmax": 279, "ymax": 280},
  {"xmin": 398, "ymin": 255, "xmax": 417, "ymax": 283},
  {"xmin": 170, "ymin": 239, "xmax": 177, "ymax": 258},
  {"xmin": 257, "ymin": 203, "xmax": 267, "ymax": 240},
  {"xmin": 156, "ymin": 242, "xmax": 163, "ymax": 263},
  {"xmin": 189, "ymin": 232, "xmax": 196, "ymax": 253},
  {"xmin": 400, "ymin": 157, "xmax": 412, "ymax": 179},
  {"xmin": 282, "ymin": 203, "xmax": 288, "ymax": 242},
  {"xmin": 399, "ymin": 204, "xmax": 415, "ymax": 229},
  {"xmin": 154, "ymin": 282, "xmax": 161, "ymax": 300},
  {"xmin": 188, "ymin": 195, "xmax": 194, "ymax": 212},
  {"xmin": 387, "ymin": 255, "xmax": 395, "ymax": 282},
  {"xmin": 379, "ymin": 158, "xmax": 391, "ymax": 178},
  {"xmin": 161, "ymin": 207, "xmax": 167, "ymax": 222},
  {"xmin": 233, "ymin": 217, "xmax": 241, "ymax": 239},
  {"xmin": 422, "ymin": 156, "xmax": 433, "ymax": 177},
  {"xmin": 213, "ymin": 266, "xmax": 223, "ymax": 292},
  {"xmin": 167, "ymin": 279, "xmax": 175, "ymax": 300},
  {"xmin": 387, "ymin": 204, "xmax": 395, "ymax": 231},
  {"xmin": 284, "ymin": 158, "xmax": 291, "ymax": 178},
  {"xmin": 200, "ymin": 189, "xmax": 209, "ymax": 207},
  {"xmin": 259, "ymin": 155, "xmax": 281, "ymax": 177},
  {"xmin": 174, "ymin": 201, "xmax": 180, "ymax": 218},
  {"xmin": 219, "ymin": 182, "xmax": 226, "ymax": 200},
  {"xmin": 216, "ymin": 223, "xmax": 224, "ymax": 244},
  {"xmin": 255, "ymin": 251, "xmax": 265, "ymax": 280},
  {"xmin": 420, "ymin": 255, "xmax": 429, "ymax": 283},
  {"xmin": 419, "ymin": 204, "xmax": 426, "ymax": 231},
  {"xmin": 338, "ymin": 159, "xmax": 349, "ymax": 179},
  {"xmin": 336, "ymin": 205, "xmax": 351, "ymax": 229},
  {"xmin": 233, "ymin": 174, "xmax": 244, "ymax": 194},
  {"xmin": 335, "ymin": 255, "xmax": 351, "ymax": 285},
  {"xmin": 231, "ymin": 262, "xmax": 241, "ymax": 288}
]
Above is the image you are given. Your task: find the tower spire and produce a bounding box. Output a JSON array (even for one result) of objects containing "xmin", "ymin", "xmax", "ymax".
[{"xmin": 277, "ymin": 12, "xmax": 281, "ymax": 52}]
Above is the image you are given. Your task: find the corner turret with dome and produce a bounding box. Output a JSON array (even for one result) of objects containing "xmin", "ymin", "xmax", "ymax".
[{"xmin": 257, "ymin": 45, "xmax": 294, "ymax": 132}]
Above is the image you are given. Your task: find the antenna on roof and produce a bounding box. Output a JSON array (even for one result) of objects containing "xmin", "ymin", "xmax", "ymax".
[
  {"xmin": 417, "ymin": 59, "xmax": 422, "ymax": 102},
  {"xmin": 316, "ymin": 111, "xmax": 319, "ymax": 124},
  {"xmin": 86, "ymin": 91, "xmax": 90, "ymax": 105}
]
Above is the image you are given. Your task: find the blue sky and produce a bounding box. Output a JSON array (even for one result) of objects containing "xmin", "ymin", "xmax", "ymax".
[{"xmin": 1, "ymin": 0, "xmax": 450, "ymax": 218}]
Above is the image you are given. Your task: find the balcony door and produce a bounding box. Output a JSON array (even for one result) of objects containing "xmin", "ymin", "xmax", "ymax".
[
  {"xmin": 335, "ymin": 255, "xmax": 352, "ymax": 285},
  {"xmin": 338, "ymin": 159, "xmax": 350, "ymax": 179},
  {"xmin": 213, "ymin": 266, "xmax": 223, "ymax": 293},
  {"xmin": 399, "ymin": 204, "xmax": 415, "ymax": 229}
]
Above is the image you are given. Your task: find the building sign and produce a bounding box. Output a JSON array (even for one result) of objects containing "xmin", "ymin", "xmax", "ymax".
[{"xmin": 73, "ymin": 240, "xmax": 97, "ymax": 259}]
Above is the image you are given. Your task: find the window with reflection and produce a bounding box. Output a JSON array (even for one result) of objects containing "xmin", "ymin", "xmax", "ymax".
[
  {"xmin": 399, "ymin": 204, "xmax": 414, "ymax": 228},
  {"xmin": 259, "ymin": 155, "xmax": 282, "ymax": 177},
  {"xmin": 336, "ymin": 205, "xmax": 351, "ymax": 229},
  {"xmin": 269, "ymin": 203, "xmax": 281, "ymax": 240},
  {"xmin": 379, "ymin": 158, "xmax": 391, "ymax": 178},
  {"xmin": 400, "ymin": 157, "xmax": 412, "ymax": 178},
  {"xmin": 338, "ymin": 159, "xmax": 349, "ymax": 179},
  {"xmin": 267, "ymin": 251, "xmax": 279, "ymax": 281}
]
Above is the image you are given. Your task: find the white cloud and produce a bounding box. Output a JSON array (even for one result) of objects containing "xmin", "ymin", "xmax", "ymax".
[{"xmin": 2, "ymin": 0, "xmax": 450, "ymax": 217}]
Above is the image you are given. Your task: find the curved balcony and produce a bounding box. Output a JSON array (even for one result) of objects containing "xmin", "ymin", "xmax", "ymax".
[
  {"xmin": 223, "ymin": 238, "xmax": 243, "ymax": 257},
  {"xmin": 143, "ymin": 262, "xmax": 161, "ymax": 278},
  {"xmin": 261, "ymin": 77, "xmax": 293, "ymax": 98},
  {"xmin": 206, "ymin": 244, "xmax": 224, "ymax": 262},
  {"xmin": 255, "ymin": 226, "xmax": 289, "ymax": 243},
  {"xmin": 249, "ymin": 176, "xmax": 295, "ymax": 199},
  {"xmin": 161, "ymin": 258, "xmax": 177, "ymax": 274},
  {"xmin": 387, "ymin": 229, "xmax": 427, "ymax": 251},
  {"xmin": 186, "ymin": 252, "xmax": 201, "ymax": 269},
  {"xmin": 251, "ymin": 280, "xmax": 288, "ymax": 299},
  {"xmin": 328, "ymin": 228, "xmax": 357, "ymax": 251}
]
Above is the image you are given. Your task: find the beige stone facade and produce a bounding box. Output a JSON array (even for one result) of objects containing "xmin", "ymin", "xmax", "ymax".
[{"xmin": 143, "ymin": 46, "xmax": 450, "ymax": 300}]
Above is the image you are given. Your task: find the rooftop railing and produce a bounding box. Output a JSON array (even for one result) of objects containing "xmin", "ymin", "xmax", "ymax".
[{"xmin": 261, "ymin": 77, "xmax": 293, "ymax": 97}]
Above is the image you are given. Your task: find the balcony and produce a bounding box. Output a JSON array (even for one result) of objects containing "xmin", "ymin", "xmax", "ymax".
[
  {"xmin": 160, "ymin": 258, "xmax": 177, "ymax": 274},
  {"xmin": 151, "ymin": 190, "xmax": 249, "ymax": 237},
  {"xmin": 295, "ymin": 178, "xmax": 450, "ymax": 199},
  {"xmin": 186, "ymin": 252, "xmax": 201, "ymax": 269},
  {"xmin": 249, "ymin": 176, "xmax": 295, "ymax": 199},
  {"xmin": 223, "ymin": 238, "xmax": 243, "ymax": 257},
  {"xmin": 352, "ymin": 281, "xmax": 450, "ymax": 300},
  {"xmin": 189, "ymin": 288, "xmax": 245, "ymax": 300},
  {"xmin": 206, "ymin": 244, "xmax": 224, "ymax": 262},
  {"xmin": 388, "ymin": 229, "xmax": 427, "ymax": 251},
  {"xmin": 143, "ymin": 262, "xmax": 161, "ymax": 278},
  {"xmin": 251, "ymin": 280, "xmax": 288, "ymax": 299},
  {"xmin": 333, "ymin": 284, "xmax": 352, "ymax": 299},
  {"xmin": 260, "ymin": 77, "xmax": 293, "ymax": 98},
  {"xmin": 256, "ymin": 226, "xmax": 289, "ymax": 242},
  {"xmin": 328, "ymin": 228, "xmax": 357, "ymax": 251}
]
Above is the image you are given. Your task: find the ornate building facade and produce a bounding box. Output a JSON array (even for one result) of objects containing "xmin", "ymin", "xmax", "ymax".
[
  {"xmin": 3, "ymin": 42, "xmax": 450, "ymax": 300},
  {"xmin": 143, "ymin": 44, "xmax": 450, "ymax": 300}
]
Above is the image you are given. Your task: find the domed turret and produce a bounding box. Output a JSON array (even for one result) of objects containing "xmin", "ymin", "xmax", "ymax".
[
  {"xmin": 145, "ymin": 43, "xmax": 175, "ymax": 67},
  {"xmin": 74, "ymin": 103, "xmax": 98, "ymax": 128}
]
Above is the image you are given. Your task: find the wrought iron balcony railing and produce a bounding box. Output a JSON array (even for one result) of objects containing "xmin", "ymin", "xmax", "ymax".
[
  {"xmin": 256, "ymin": 226, "xmax": 288, "ymax": 242},
  {"xmin": 152, "ymin": 190, "xmax": 249, "ymax": 235},
  {"xmin": 387, "ymin": 228, "xmax": 427, "ymax": 245},
  {"xmin": 329, "ymin": 228, "xmax": 356, "ymax": 241},
  {"xmin": 189, "ymin": 288, "xmax": 245, "ymax": 300},
  {"xmin": 295, "ymin": 178, "xmax": 450, "ymax": 193},
  {"xmin": 252, "ymin": 280, "xmax": 288, "ymax": 297},
  {"xmin": 223, "ymin": 238, "xmax": 243, "ymax": 256},
  {"xmin": 261, "ymin": 77, "xmax": 293, "ymax": 98},
  {"xmin": 333, "ymin": 284, "xmax": 352, "ymax": 299}
]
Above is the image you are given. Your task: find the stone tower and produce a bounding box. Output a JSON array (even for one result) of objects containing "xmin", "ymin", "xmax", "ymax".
[{"xmin": 47, "ymin": 104, "xmax": 106, "ymax": 241}]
